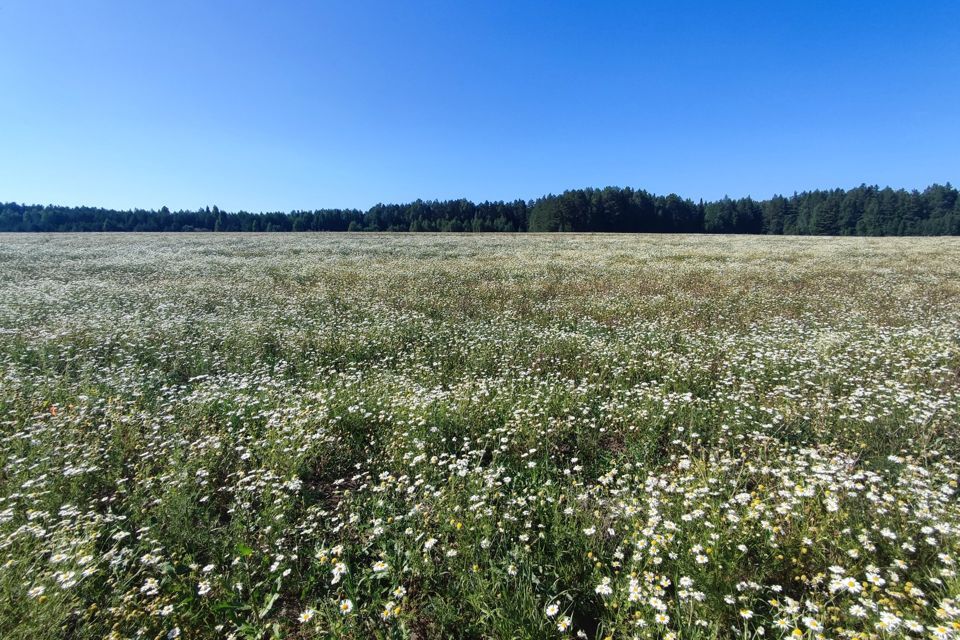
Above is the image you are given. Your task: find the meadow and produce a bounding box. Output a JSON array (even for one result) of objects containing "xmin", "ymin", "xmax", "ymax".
[{"xmin": 1, "ymin": 233, "xmax": 958, "ymax": 640}]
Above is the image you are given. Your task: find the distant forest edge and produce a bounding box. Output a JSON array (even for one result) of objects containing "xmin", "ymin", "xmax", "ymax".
[{"xmin": 2, "ymin": 183, "xmax": 958, "ymax": 235}]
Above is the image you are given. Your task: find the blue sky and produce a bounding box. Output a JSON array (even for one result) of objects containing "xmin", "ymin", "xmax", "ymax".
[{"xmin": 1, "ymin": 0, "xmax": 958, "ymax": 211}]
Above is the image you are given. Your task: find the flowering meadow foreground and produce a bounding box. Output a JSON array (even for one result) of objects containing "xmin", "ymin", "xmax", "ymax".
[{"xmin": 1, "ymin": 234, "xmax": 959, "ymax": 640}]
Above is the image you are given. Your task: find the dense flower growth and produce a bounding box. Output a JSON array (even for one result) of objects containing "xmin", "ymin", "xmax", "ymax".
[{"xmin": 1, "ymin": 234, "xmax": 958, "ymax": 639}]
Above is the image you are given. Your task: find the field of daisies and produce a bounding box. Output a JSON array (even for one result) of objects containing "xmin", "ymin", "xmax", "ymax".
[{"xmin": 1, "ymin": 233, "xmax": 959, "ymax": 640}]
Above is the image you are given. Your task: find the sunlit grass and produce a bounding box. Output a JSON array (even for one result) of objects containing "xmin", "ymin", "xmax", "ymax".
[{"xmin": 0, "ymin": 233, "xmax": 958, "ymax": 639}]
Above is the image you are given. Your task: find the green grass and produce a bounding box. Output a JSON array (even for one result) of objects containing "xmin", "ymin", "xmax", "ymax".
[{"xmin": 0, "ymin": 233, "xmax": 958, "ymax": 639}]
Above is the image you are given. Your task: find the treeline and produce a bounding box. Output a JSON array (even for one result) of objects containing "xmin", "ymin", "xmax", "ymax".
[
  {"xmin": 1, "ymin": 183, "xmax": 957, "ymax": 234},
  {"xmin": 529, "ymin": 184, "xmax": 959, "ymax": 235}
]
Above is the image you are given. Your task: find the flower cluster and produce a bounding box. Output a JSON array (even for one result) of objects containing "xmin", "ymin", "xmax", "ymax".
[{"xmin": 0, "ymin": 234, "xmax": 958, "ymax": 638}]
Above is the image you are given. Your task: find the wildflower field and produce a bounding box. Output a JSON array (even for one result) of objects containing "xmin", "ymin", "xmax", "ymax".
[{"xmin": 2, "ymin": 233, "xmax": 959, "ymax": 640}]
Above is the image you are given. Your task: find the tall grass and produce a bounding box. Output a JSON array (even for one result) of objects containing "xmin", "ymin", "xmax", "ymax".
[{"xmin": 0, "ymin": 233, "xmax": 958, "ymax": 639}]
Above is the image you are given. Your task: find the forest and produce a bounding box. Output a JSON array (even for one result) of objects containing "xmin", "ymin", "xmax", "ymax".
[{"xmin": 1, "ymin": 183, "xmax": 957, "ymax": 234}]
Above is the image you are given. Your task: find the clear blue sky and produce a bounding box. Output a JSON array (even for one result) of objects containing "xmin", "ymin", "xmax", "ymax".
[{"xmin": 1, "ymin": 0, "xmax": 958, "ymax": 212}]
